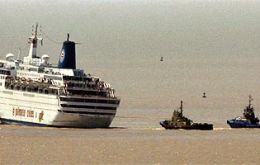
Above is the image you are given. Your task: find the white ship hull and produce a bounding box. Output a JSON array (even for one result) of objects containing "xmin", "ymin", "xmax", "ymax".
[{"xmin": 0, "ymin": 89, "xmax": 118, "ymax": 128}]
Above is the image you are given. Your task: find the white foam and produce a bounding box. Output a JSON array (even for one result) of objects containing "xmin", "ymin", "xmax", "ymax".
[{"xmin": 213, "ymin": 127, "xmax": 232, "ymax": 131}]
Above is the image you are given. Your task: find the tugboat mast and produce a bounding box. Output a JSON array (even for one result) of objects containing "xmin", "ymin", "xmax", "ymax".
[
  {"xmin": 180, "ymin": 100, "xmax": 183, "ymax": 115},
  {"xmin": 249, "ymin": 95, "xmax": 253, "ymax": 107}
]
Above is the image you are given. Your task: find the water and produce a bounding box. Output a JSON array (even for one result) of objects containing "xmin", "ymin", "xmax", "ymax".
[{"xmin": 1, "ymin": 0, "xmax": 260, "ymax": 164}]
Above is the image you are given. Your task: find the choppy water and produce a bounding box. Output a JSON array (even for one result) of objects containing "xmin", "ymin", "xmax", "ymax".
[{"xmin": 1, "ymin": 0, "xmax": 260, "ymax": 164}]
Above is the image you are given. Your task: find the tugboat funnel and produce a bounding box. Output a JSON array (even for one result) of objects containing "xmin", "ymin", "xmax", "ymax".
[{"xmin": 58, "ymin": 33, "xmax": 76, "ymax": 69}]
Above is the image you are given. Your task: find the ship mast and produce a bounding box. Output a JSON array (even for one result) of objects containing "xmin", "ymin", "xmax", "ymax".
[{"xmin": 28, "ymin": 23, "xmax": 42, "ymax": 58}]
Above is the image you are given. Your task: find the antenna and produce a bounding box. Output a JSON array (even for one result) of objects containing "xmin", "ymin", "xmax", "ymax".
[{"xmin": 35, "ymin": 23, "xmax": 38, "ymax": 37}]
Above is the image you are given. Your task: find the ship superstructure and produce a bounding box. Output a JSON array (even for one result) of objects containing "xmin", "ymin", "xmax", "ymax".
[{"xmin": 0, "ymin": 24, "xmax": 120, "ymax": 128}]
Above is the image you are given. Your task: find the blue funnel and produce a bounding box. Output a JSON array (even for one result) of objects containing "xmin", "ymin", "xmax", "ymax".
[{"xmin": 58, "ymin": 34, "xmax": 76, "ymax": 69}]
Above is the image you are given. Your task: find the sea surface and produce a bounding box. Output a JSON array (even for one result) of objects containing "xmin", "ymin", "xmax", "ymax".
[{"xmin": 0, "ymin": 0, "xmax": 260, "ymax": 164}]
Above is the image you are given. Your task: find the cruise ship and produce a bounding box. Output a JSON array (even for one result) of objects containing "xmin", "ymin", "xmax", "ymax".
[{"xmin": 0, "ymin": 24, "xmax": 120, "ymax": 128}]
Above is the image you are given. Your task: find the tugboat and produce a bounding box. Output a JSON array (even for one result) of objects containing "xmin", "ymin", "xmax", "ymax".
[
  {"xmin": 227, "ymin": 95, "xmax": 260, "ymax": 128},
  {"xmin": 160, "ymin": 101, "xmax": 213, "ymax": 130}
]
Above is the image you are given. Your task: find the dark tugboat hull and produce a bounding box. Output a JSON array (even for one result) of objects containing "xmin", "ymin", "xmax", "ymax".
[
  {"xmin": 227, "ymin": 119, "xmax": 260, "ymax": 128},
  {"xmin": 160, "ymin": 121, "xmax": 213, "ymax": 130}
]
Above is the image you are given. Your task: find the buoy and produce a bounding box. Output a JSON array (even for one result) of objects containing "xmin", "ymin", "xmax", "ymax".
[{"xmin": 160, "ymin": 56, "xmax": 164, "ymax": 62}]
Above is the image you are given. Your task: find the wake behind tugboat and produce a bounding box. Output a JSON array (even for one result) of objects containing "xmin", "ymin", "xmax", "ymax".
[
  {"xmin": 227, "ymin": 95, "xmax": 260, "ymax": 128},
  {"xmin": 160, "ymin": 101, "xmax": 213, "ymax": 130}
]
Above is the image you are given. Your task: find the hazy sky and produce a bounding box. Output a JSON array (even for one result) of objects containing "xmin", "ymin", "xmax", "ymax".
[{"xmin": 1, "ymin": 0, "xmax": 260, "ymax": 108}]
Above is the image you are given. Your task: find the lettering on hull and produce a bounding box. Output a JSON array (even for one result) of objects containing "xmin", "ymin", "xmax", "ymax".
[{"xmin": 12, "ymin": 107, "xmax": 36, "ymax": 119}]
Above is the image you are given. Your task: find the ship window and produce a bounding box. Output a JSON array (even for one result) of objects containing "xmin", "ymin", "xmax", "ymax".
[
  {"xmin": 29, "ymin": 68, "xmax": 38, "ymax": 72},
  {"xmin": 0, "ymin": 70, "xmax": 10, "ymax": 75},
  {"xmin": 59, "ymin": 97, "xmax": 118, "ymax": 104},
  {"xmin": 0, "ymin": 82, "xmax": 2, "ymax": 86},
  {"xmin": 44, "ymin": 75, "xmax": 62, "ymax": 80}
]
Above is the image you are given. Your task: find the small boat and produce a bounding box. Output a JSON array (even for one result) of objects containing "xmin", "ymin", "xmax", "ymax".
[
  {"xmin": 227, "ymin": 96, "xmax": 260, "ymax": 128},
  {"xmin": 160, "ymin": 101, "xmax": 213, "ymax": 130}
]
